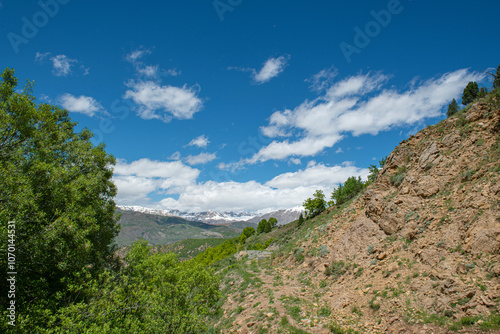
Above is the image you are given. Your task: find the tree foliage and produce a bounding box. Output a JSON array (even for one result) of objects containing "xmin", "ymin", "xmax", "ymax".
[
  {"xmin": 298, "ymin": 213, "xmax": 304, "ymax": 226},
  {"xmin": 257, "ymin": 218, "xmax": 276, "ymax": 234},
  {"xmin": 462, "ymin": 81, "xmax": 479, "ymax": 105},
  {"xmin": 47, "ymin": 240, "xmax": 220, "ymax": 333},
  {"xmin": 447, "ymin": 98, "xmax": 460, "ymax": 117},
  {"xmin": 494, "ymin": 65, "xmax": 500, "ymax": 89},
  {"xmin": 0, "ymin": 68, "xmax": 120, "ymax": 331},
  {"xmin": 330, "ymin": 176, "xmax": 365, "ymax": 206},
  {"xmin": 303, "ymin": 190, "xmax": 327, "ymax": 219}
]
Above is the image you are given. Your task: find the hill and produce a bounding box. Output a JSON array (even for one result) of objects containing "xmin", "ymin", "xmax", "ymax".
[
  {"xmin": 115, "ymin": 208, "xmax": 253, "ymax": 246},
  {"xmin": 211, "ymin": 91, "xmax": 500, "ymax": 333}
]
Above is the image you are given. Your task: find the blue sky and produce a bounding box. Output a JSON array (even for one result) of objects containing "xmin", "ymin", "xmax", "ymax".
[{"xmin": 2, "ymin": 0, "xmax": 499, "ymax": 213}]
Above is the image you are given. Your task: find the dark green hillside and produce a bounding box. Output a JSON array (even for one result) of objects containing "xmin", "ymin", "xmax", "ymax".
[{"xmin": 116, "ymin": 209, "xmax": 243, "ymax": 246}]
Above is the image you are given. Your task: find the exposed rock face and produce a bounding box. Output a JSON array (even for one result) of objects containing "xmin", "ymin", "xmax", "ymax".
[{"xmin": 219, "ymin": 97, "xmax": 500, "ymax": 334}]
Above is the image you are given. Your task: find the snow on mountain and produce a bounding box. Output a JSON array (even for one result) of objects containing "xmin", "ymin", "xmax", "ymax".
[
  {"xmin": 117, "ymin": 205, "xmax": 304, "ymax": 226},
  {"xmin": 246, "ymin": 206, "xmax": 304, "ymax": 226},
  {"xmin": 117, "ymin": 206, "xmax": 256, "ymax": 225}
]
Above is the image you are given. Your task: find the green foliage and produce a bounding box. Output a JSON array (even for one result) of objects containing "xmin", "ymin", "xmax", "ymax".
[
  {"xmin": 257, "ymin": 218, "xmax": 276, "ymax": 234},
  {"xmin": 330, "ymin": 176, "xmax": 365, "ymax": 205},
  {"xmin": 268, "ymin": 217, "xmax": 278, "ymax": 228},
  {"xmin": 494, "ymin": 64, "xmax": 500, "ymax": 89},
  {"xmin": 478, "ymin": 87, "xmax": 488, "ymax": 99},
  {"xmin": 297, "ymin": 213, "xmax": 304, "ymax": 226},
  {"xmin": 193, "ymin": 238, "xmax": 238, "ymax": 266},
  {"xmin": 47, "ymin": 240, "xmax": 220, "ymax": 333},
  {"xmin": 324, "ymin": 260, "xmax": 346, "ymax": 279},
  {"xmin": 303, "ymin": 189, "xmax": 327, "ymax": 219},
  {"xmin": 447, "ymin": 98, "xmax": 460, "ymax": 117},
  {"xmin": 367, "ymin": 164, "xmax": 379, "ymax": 183},
  {"xmin": 0, "ymin": 68, "xmax": 120, "ymax": 331},
  {"xmin": 390, "ymin": 166, "xmax": 407, "ymax": 187},
  {"xmin": 462, "ymin": 81, "xmax": 479, "ymax": 105},
  {"xmin": 242, "ymin": 226, "xmax": 256, "ymax": 238}
]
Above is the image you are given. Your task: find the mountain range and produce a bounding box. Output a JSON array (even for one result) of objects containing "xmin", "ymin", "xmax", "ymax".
[{"xmin": 117, "ymin": 205, "xmax": 303, "ymax": 226}]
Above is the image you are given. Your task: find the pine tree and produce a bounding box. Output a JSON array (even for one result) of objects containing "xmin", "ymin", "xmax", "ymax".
[
  {"xmin": 447, "ymin": 98, "xmax": 460, "ymax": 117},
  {"xmin": 478, "ymin": 87, "xmax": 488, "ymax": 99},
  {"xmin": 298, "ymin": 213, "xmax": 304, "ymax": 226},
  {"xmin": 493, "ymin": 65, "xmax": 500, "ymax": 89},
  {"xmin": 462, "ymin": 81, "xmax": 479, "ymax": 105}
]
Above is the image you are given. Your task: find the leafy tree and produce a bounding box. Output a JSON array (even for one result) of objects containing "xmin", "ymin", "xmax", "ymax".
[
  {"xmin": 257, "ymin": 219, "xmax": 268, "ymax": 234},
  {"xmin": 268, "ymin": 217, "xmax": 278, "ymax": 229},
  {"xmin": 48, "ymin": 240, "xmax": 220, "ymax": 333},
  {"xmin": 447, "ymin": 98, "xmax": 460, "ymax": 117},
  {"xmin": 0, "ymin": 68, "xmax": 120, "ymax": 331},
  {"xmin": 303, "ymin": 189, "xmax": 327, "ymax": 219},
  {"xmin": 330, "ymin": 176, "xmax": 365, "ymax": 206},
  {"xmin": 242, "ymin": 226, "xmax": 256, "ymax": 238},
  {"xmin": 462, "ymin": 81, "xmax": 479, "ymax": 105},
  {"xmin": 298, "ymin": 213, "xmax": 304, "ymax": 226}
]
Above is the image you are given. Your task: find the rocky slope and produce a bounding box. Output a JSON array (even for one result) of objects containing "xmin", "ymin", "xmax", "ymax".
[{"xmin": 216, "ymin": 94, "xmax": 500, "ymax": 333}]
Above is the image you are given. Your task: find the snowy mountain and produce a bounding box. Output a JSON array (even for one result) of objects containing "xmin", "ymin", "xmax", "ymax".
[
  {"xmin": 118, "ymin": 206, "xmax": 255, "ymax": 225},
  {"xmin": 246, "ymin": 207, "xmax": 304, "ymax": 226},
  {"xmin": 117, "ymin": 205, "xmax": 303, "ymax": 226}
]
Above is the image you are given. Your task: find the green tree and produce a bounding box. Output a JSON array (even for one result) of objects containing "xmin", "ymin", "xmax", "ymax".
[
  {"xmin": 493, "ymin": 64, "xmax": 500, "ymax": 89},
  {"xmin": 48, "ymin": 240, "xmax": 220, "ymax": 333},
  {"xmin": 330, "ymin": 176, "xmax": 365, "ymax": 206},
  {"xmin": 303, "ymin": 189, "xmax": 327, "ymax": 219},
  {"xmin": 257, "ymin": 219, "xmax": 268, "ymax": 234},
  {"xmin": 478, "ymin": 87, "xmax": 488, "ymax": 99},
  {"xmin": 462, "ymin": 81, "xmax": 479, "ymax": 105},
  {"xmin": 298, "ymin": 213, "xmax": 304, "ymax": 226},
  {"xmin": 268, "ymin": 217, "xmax": 278, "ymax": 228},
  {"xmin": 367, "ymin": 164, "xmax": 379, "ymax": 183},
  {"xmin": 0, "ymin": 68, "xmax": 120, "ymax": 331},
  {"xmin": 447, "ymin": 98, "xmax": 460, "ymax": 117},
  {"xmin": 242, "ymin": 226, "xmax": 256, "ymax": 238}
]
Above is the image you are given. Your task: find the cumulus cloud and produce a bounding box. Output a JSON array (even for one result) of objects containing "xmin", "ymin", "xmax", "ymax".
[
  {"xmin": 124, "ymin": 80, "xmax": 203, "ymax": 122},
  {"xmin": 239, "ymin": 69, "xmax": 485, "ymax": 165},
  {"xmin": 58, "ymin": 93, "xmax": 104, "ymax": 117},
  {"xmin": 187, "ymin": 135, "xmax": 210, "ymax": 148},
  {"xmin": 113, "ymin": 158, "xmax": 200, "ymax": 203},
  {"xmin": 113, "ymin": 158, "xmax": 367, "ymax": 213},
  {"xmin": 51, "ymin": 55, "xmax": 78, "ymax": 77},
  {"xmin": 185, "ymin": 152, "xmax": 217, "ymax": 165}
]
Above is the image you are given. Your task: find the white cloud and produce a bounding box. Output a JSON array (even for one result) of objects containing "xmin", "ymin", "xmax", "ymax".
[
  {"xmin": 125, "ymin": 48, "xmax": 151, "ymax": 63},
  {"xmin": 124, "ymin": 80, "xmax": 203, "ymax": 122},
  {"xmin": 289, "ymin": 158, "xmax": 301, "ymax": 165},
  {"xmin": 242, "ymin": 69, "xmax": 485, "ymax": 165},
  {"xmin": 58, "ymin": 93, "xmax": 104, "ymax": 117},
  {"xmin": 35, "ymin": 52, "xmax": 88, "ymax": 77},
  {"xmin": 187, "ymin": 135, "xmax": 210, "ymax": 148},
  {"xmin": 266, "ymin": 163, "xmax": 368, "ymax": 189},
  {"xmin": 113, "ymin": 158, "xmax": 367, "ymax": 213},
  {"xmin": 185, "ymin": 152, "xmax": 217, "ymax": 165},
  {"xmin": 35, "ymin": 51, "xmax": 50, "ymax": 62},
  {"xmin": 253, "ymin": 55, "xmax": 290, "ymax": 84},
  {"xmin": 229, "ymin": 55, "xmax": 290, "ymax": 84},
  {"xmin": 113, "ymin": 158, "xmax": 200, "ymax": 203},
  {"xmin": 51, "ymin": 54, "xmax": 77, "ymax": 77},
  {"xmin": 306, "ymin": 66, "xmax": 338, "ymax": 92}
]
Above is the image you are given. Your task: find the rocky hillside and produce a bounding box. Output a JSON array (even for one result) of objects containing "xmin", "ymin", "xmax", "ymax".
[{"xmin": 214, "ymin": 93, "xmax": 500, "ymax": 333}]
